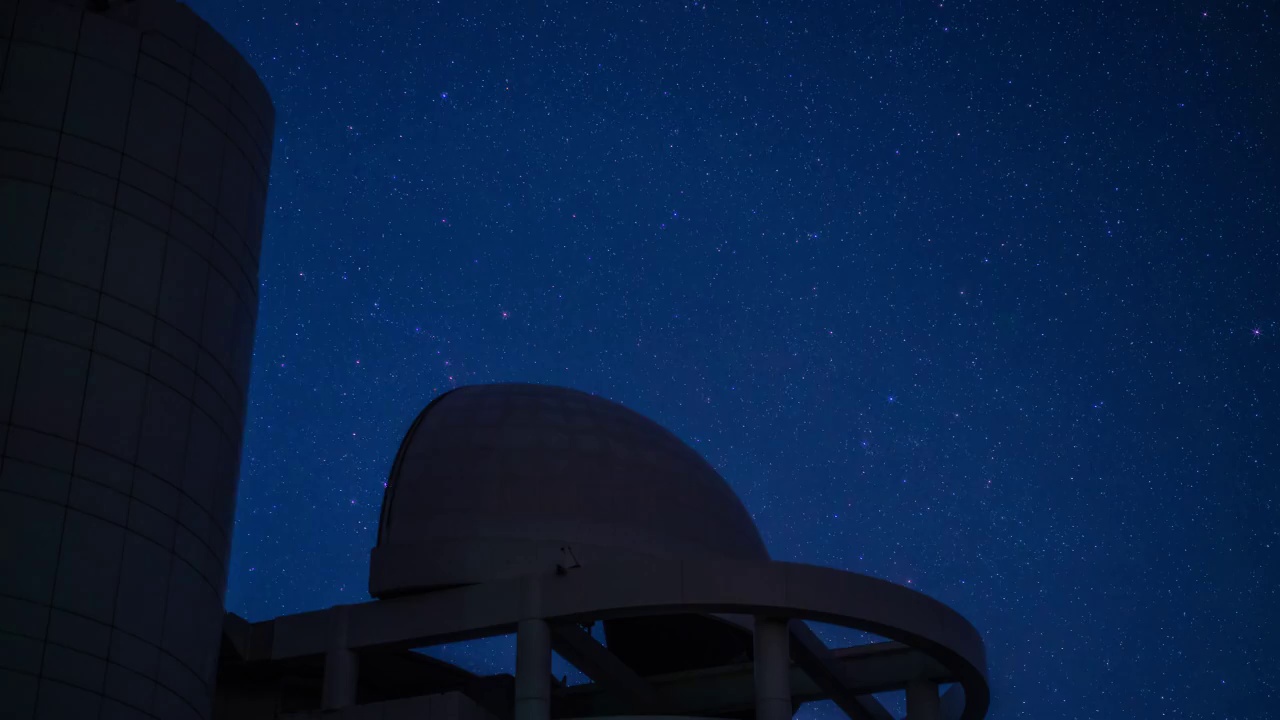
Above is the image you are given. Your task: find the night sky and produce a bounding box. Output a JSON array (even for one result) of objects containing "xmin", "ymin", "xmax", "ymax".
[{"xmin": 186, "ymin": 1, "xmax": 1276, "ymax": 718}]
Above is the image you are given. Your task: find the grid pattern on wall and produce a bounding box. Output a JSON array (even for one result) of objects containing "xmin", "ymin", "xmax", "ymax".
[{"xmin": 0, "ymin": 0, "xmax": 273, "ymax": 718}]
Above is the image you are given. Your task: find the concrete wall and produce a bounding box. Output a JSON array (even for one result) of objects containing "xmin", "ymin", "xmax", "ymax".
[{"xmin": 0, "ymin": 1, "xmax": 273, "ymax": 718}]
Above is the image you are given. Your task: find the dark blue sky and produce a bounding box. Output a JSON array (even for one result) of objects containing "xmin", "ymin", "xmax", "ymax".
[{"xmin": 187, "ymin": 1, "xmax": 1276, "ymax": 717}]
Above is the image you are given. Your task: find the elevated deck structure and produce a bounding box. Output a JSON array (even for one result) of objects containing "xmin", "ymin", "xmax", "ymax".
[{"xmin": 213, "ymin": 385, "xmax": 989, "ymax": 720}]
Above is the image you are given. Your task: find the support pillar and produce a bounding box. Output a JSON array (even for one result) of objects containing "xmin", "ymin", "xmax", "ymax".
[
  {"xmin": 322, "ymin": 606, "xmax": 358, "ymax": 709},
  {"xmin": 515, "ymin": 618, "xmax": 553, "ymax": 720},
  {"xmin": 322, "ymin": 649, "xmax": 359, "ymax": 709},
  {"xmin": 754, "ymin": 616, "xmax": 792, "ymax": 720},
  {"xmin": 906, "ymin": 679, "xmax": 941, "ymax": 720}
]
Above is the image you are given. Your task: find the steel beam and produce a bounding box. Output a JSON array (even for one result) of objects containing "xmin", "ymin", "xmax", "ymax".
[
  {"xmin": 549, "ymin": 622, "xmax": 660, "ymax": 712},
  {"xmin": 711, "ymin": 614, "xmax": 894, "ymax": 720},
  {"xmin": 557, "ymin": 640, "xmax": 952, "ymax": 718},
  {"xmin": 789, "ymin": 621, "xmax": 893, "ymax": 720}
]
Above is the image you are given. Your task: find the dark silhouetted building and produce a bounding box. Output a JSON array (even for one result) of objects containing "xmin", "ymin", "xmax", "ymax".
[
  {"xmin": 0, "ymin": 0, "xmax": 273, "ymax": 718},
  {"xmin": 1, "ymin": 4, "xmax": 987, "ymax": 720},
  {"xmin": 215, "ymin": 384, "xmax": 990, "ymax": 720}
]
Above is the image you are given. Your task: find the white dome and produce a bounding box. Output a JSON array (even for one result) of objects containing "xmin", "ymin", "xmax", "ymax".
[{"xmin": 370, "ymin": 384, "xmax": 768, "ymax": 597}]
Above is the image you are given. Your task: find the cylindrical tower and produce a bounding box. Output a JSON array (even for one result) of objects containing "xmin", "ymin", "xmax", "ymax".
[{"xmin": 0, "ymin": 1, "xmax": 273, "ymax": 718}]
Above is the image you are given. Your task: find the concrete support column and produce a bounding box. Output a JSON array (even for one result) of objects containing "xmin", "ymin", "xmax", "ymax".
[
  {"xmin": 906, "ymin": 679, "xmax": 941, "ymax": 720},
  {"xmin": 515, "ymin": 617, "xmax": 553, "ymax": 720},
  {"xmin": 322, "ymin": 606, "xmax": 358, "ymax": 709},
  {"xmin": 754, "ymin": 616, "xmax": 792, "ymax": 720},
  {"xmin": 322, "ymin": 649, "xmax": 360, "ymax": 709}
]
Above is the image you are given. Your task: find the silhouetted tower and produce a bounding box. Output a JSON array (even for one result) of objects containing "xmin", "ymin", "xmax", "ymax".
[{"xmin": 0, "ymin": 0, "xmax": 273, "ymax": 718}]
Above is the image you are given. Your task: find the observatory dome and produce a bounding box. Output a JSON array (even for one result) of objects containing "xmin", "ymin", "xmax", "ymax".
[{"xmin": 369, "ymin": 383, "xmax": 768, "ymax": 597}]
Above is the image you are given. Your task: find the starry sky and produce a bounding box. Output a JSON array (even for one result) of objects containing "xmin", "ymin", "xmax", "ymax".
[{"xmin": 185, "ymin": 1, "xmax": 1276, "ymax": 718}]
